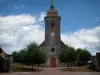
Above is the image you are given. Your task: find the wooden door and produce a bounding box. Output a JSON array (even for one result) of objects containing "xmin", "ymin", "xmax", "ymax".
[{"xmin": 50, "ymin": 56, "xmax": 56, "ymax": 68}]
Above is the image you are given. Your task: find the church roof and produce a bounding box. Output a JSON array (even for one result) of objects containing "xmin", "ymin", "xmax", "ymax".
[
  {"xmin": 0, "ymin": 47, "xmax": 4, "ymax": 54},
  {"xmin": 61, "ymin": 41, "xmax": 66, "ymax": 48},
  {"xmin": 47, "ymin": 9, "xmax": 58, "ymax": 16},
  {"xmin": 0, "ymin": 47, "xmax": 8, "ymax": 60},
  {"xmin": 47, "ymin": 0, "xmax": 58, "ymax": 17},
  {"xmin": 39, "ymin": 41, "xmax": 45, "ymax": 47},
  {"xmin": 39, "ymin": 40, "xmax": 66, "ymax": 48}
]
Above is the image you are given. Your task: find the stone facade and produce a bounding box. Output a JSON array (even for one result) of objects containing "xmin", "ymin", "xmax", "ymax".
[
  {"xmin": 91, "ymin": 52, "xmax": 100, "ymax": 71},
  {"xmin": 43, "ymin": 16, "xmax": 61, "ymax": 67},
  {"xmin": 39, "ymin": 0, "xmax": 66, "ymax": 68},
  {"xmin": 96, "ymin": 53, "xmax": 100, "ymax": 71},
  {"xmin": 7, "ymin": 55, "xmax": 13, "ymax": 72},
  {"xmin": 0, "ymin": 47, "xmax": 13, "ymax": 72}
]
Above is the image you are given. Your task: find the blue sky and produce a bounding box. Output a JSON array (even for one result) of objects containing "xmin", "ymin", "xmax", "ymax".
[
  {"xmin": 0, "ymin": 0, "xmax": 100, "ymax": 55},
  {"xmin": 0, "ymin": 0, "xmax": 100, "ymax": 32}
]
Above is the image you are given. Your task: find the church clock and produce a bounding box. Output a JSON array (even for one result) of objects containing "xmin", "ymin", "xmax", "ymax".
[{"xmin": 50, "ymin": 32, "xmax": 55, "ymax": 37}]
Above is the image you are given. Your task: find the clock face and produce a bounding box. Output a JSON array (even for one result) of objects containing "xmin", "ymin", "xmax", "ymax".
[{"xmin": 50, "ymin": 32, "xmax": 55, "ymax": 37}]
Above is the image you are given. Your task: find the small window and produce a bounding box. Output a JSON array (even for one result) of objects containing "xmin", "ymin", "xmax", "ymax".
[
  {"xmin": 51, "ymin": 22, "xmax": 54, "ymax": 27},
  {"xmin": 51, "ymin": 48, "xmax": 55, "ymax": 52}
]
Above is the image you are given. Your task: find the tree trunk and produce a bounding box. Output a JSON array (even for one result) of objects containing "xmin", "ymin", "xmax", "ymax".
[
  {"xmin": 32, "ymin": 64, "xmax": 34, "ymax": 70},
  {"xmin": 38, "ymin": 64, "xmax": 39, "ymax": 69}
]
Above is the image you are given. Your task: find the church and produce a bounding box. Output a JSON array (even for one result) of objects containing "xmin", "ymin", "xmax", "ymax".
[{"xmin": 40, "ymin": 0, "xmax": 66, "ymax": 68}]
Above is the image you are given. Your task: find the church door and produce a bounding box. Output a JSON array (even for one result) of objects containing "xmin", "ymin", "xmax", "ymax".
[{"xmin": 50, "ymin": 56, "xmax": 56, "ymax": 68}]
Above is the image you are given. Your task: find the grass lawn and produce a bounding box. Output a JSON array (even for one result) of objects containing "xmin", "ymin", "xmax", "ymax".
[
  {"xmin": 13, "ymin": 63, "xmax": 90, "ymax": 72},
  {"xmin": 72, "ymin": 66, "xmax": 89, "ymax": 72},
  {"xmin": 61, "ymin": 66, "xmax": 89, "ymax": 72},
  {"xmin": 13, "ymin": 63, "xmax": 43, "ymax": 72}
]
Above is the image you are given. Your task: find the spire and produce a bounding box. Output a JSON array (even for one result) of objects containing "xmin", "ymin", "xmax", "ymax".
[
  {"xmin": 47, "ymin": 0, "xmax": 58, "ymax": 16},
  {"xmin": 50, "ymin": 0, "xmax": 54, "ymax": 9}
]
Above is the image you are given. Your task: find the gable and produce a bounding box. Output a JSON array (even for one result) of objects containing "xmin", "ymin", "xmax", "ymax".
[
  {"xmin": 61, "ymin": 41, "xmax": 66, "ymax": 48},
  {"xmin": 39, "ymin": 40, "xmax": 66, "ymax": 47},
  {"xmin": 39, "ymin": 41, "xmax": 45, "ymax": 47}
]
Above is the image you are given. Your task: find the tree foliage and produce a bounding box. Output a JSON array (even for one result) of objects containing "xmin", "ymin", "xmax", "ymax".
[
  {"xmin": 66, "ymin": 47, "xmax": 77, "ymax": 63},
  {"xmin": 59, "ymin": 45, "xmax": 77, "ymax": 63},
  {"xmin": 12, "ymin": 42, "xmax": 46, "ymax": 69},
  {"xmin": 12, "ymin": 51, "xmax": 21, "ymax": 63},
  {"xmin": 78, "ymin": 49, "xmax": 91, "ymax": 63},
  {"xmin": 59, "ymin": 45, "xmax": 91, "ymax": 66},
  {"xmin": 76, "ymin": 48, "xmax": 91, "ymax": 66}
]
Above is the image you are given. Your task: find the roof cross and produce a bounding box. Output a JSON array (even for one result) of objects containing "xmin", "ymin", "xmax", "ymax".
[
  {"xmin": 51, "ymin": 0, "xmax": 54, "ymax": 6},
  {"xmin": 50, "ymin": 0, "xmax": 54, "ymax": 9}
]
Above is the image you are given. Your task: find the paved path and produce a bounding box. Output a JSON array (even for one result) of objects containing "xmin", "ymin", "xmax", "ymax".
[{"xmin": 0, "ymin": 68, "xmax": 100, "ymax": 75}]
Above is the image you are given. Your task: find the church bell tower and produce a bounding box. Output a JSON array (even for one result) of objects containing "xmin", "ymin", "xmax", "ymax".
[
  {"xmin": 40, "ymin": 0, "xmax": 63, "ymax": 68},
  {"xmin": 45, "ymin": 0, "xmax": 61, "ymax": 47},
  {"xmin": 44, "ymin": 0, "xmax": 61, "ymax": 68}
]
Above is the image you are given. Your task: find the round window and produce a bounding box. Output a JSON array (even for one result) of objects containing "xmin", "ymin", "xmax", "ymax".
[{"xmin": 51, "ymin": 48, "xmax": 55, "ymax": 52}]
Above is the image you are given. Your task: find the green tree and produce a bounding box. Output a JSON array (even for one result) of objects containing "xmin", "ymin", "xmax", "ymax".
[
  {"xmin": 25, "ymin": 42, "xmax": 46, "ymax": 70},
  {"xmin": 12, "ymin": 51, "xmax": 21, "ymax": 63},
  {"xmin": 59, "ymin": 45, "xmax": 69, "ymax": 63},
  {"xmin": 66, "ymin": 47, "xmax": 77, "ymax": 63},
  {"xmin": 18, "ymin": 49, "xmax": 28, "ymax": 65},
  {"xmin": 76, "ymin": 48, "xmax": 82, "ymax": 66},
  {"xmin": 25, "ymin": 42, "xmax": 39, "ymax": 69},
  {"xmin": 59, "ymin": 45, "xmax": 77, "ymax": 71},
  {"xmin": 34, "ymin": 49, "xmax": 46, "ymax": 68},
  {"xmin": 12, "ymin": 42, "xmax": 46, "ymax": 70},
  {"xmin": 59, "ymin": 48, "xmax": 67, "ymax": 63},
  {"xmin": 79, "ymin": 49, "xmax": 91, "ymax": 63},
  {"xmin": 59, "ymin": 45, "xmax": 77, "ymax": 63},
  {"xmin": 76, "ymin": 48, "xmax": 91, "ymax": 66}
]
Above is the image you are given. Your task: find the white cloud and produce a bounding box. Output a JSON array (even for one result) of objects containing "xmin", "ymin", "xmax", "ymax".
[
  {"xmin": 0, "ymin": 14, "xmax": 44, "ymax": 54},
  {"xmin": 38, "ymin": 12, "xmax": 46, "ymax": 22},
  {"xmin": 61, "ymin": 27, "xmax": 100, "ymax": 55},
  {"xmin": 0, "ymin": 13, "xmax": 100, "ymax": 55},
  {"xmin": 14, "ymin": 4, "xmax": 24, "ymax": 9}
]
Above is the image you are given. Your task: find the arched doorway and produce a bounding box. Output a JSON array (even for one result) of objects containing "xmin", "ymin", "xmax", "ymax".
[{"xmin": 50, "ymin": 56, "xmax": 56, "ymax": 68}]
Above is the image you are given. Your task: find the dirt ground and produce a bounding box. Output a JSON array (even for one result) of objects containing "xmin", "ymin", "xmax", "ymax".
[{"xmin": 0, "ymin": 68, "xmax": 100, "ymax": 75}]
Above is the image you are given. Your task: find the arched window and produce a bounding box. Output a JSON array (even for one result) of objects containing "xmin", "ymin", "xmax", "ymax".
[
  {"xmin": 50, "ymin": 22, "xmax": 54, "ymax": 27},
  {"xmin": 51, "ymin": 48, "xmax": 55, "ymax": 52}
]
